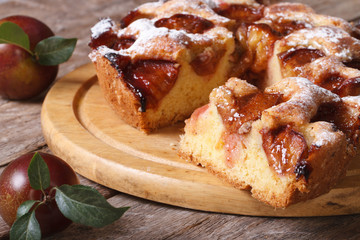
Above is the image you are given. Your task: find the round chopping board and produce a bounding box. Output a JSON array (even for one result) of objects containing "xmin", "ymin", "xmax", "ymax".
[{"xmin": 41, "ymin": 63, "xmax": 360, "ymax": 217}]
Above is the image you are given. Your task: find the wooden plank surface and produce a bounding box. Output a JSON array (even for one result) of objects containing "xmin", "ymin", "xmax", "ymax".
[{"xmin": 1, "ymin": 0, "xmax": 360, "ymax": 239}]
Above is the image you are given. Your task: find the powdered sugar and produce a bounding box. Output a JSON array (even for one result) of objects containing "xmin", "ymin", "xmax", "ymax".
[
  {"xmin": 201, "ymin": 0, "xmax": 218, "ymax": 8},
  {"xmin": 88, "ymin": 51, "xmax": 97, "ymax": 62},
  {"xmin": 342, "ymin": 96, "xmax": 360, "ymax": 107},
  {"xmin": 89, "ymin": 45, "xmax": 128, "ymax": 62},
  {"xmin": 265, "ymin": 10, "xmax": 312, "ymax": 24},
  {"xmin": 311, "ymin": 125, "xmax": 339, "ymax": 147},
  {"xmin": 117, "ymin": 18, "xmax": 154, "ymax": 37},
  {"xmin": 264, "ymin": 77, "xmax": 341, "ymax": 126},
  {"xmin": 277, "ymin": 77, "xmax": 339, "ymax": 102},
  {"xmin": 334, "ymin": 48, "xmax": 351, "ymax": 59},
  {"xmin": 145, "ymin": 0, "xmax": 231, "ymax": 26},
  {"xmin": 95, "ymin": 17, "xmax": 223, "ymax": 59},
  {"xmin": 286, "ymin": 27, "xmax": 340, "ymax": 46},
  {"xmin": 284, "ymin": 27, "xmax": 358, "ymax": 60},
  {"xmin": 90, "ymin": 18, "xmax": 116, "ymax": 39}
]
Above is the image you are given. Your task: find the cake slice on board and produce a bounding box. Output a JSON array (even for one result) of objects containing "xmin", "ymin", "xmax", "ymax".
[{"xmin": 179, "ymin": 77, "xmax": 359, "ymax": 207}]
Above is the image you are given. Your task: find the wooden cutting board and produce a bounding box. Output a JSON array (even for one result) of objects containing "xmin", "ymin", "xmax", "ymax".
[{"xmin": 41, "ymin": 63, "xmax": 360, "ymax": 217}]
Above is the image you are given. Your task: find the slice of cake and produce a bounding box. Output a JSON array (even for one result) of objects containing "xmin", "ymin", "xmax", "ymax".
[
  {"xmin": 89, "ymin": 0, "xmax": 237, "ymax": 133},
  {"xmin": 179, "ymin": 77, "xmax": 358, "ymax": 207}
]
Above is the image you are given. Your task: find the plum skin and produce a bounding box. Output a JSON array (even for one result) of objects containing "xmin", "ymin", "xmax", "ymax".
[
  {"xmin": 0, "ymin": 15, "xmax": 54, "ymax": 51},
  {"xmin": 0, "ymin": 44, "xmax": 58, "ymax": 100},
  {"xmin": 0, "ymin": 152, "xmax": 79, "ymax": 236},
  {"xmin": 0, "ymin": 15, "xmax": 59, "ymax": 100}
]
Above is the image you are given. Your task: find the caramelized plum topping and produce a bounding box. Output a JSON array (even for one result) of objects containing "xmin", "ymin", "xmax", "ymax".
[
  {"xmin": 338, "ymin": 77, "xmax": 360, "ymax": 96},
  {"xmin": 317, "ymin": 73, "xmax": 345, "ymax": 92},
  {"xmin": 89, "ymin": 19, "xmax": 117, "ymax": 50},
  {"xmin": 190, "ymin": 48, "xmax": 225, "ymax": 76},
  {"xmin": 278, "ymin": 48, "xmax": 325, "ymax": 69},
  {"xmin": 124, "ymin": 60, "xmax": 179, "ymax": 110},
  {"xmin": 213, "ymin": 4, "xmax": 264, "ymax": 23},
  {"xmin": 312, "ymin": 102, "xmax": 360, "ymax": 145},
  {"xmin": 154, "ymin": 14, "xmax": 214, "ymax": 34},
  {"xmin": 250, "ymin": 23, "xmax": 281, "ymax": 39},
  {"xmin": 89, "ymin": 18, "xmax": 136, "ymax": 50},
  {"xmin": 89, "ymin": 31, "xmax": 135, "ymax": 51},
  {"xmin": 105, "ymin": 53, "xmax": 179, "ymax": 111},
  {"xmin": 247, "ymin": 23, "xmax": 281, "ymax": 74},
  {"xmin": 294, "ymin": 160, "xmax": 312, "ymax": 181},
  {"xmin": 344, "ymin": 59, "xmax": 360, "ymax": 70},
  {"xmin": 255, "ymin": 0, "xmax": 270, "ymax": 5},
  {"xmin": 271, "ymin": 20, "xmax": 307, "ymax": 36},
  {"xmin": 261, "ymin": 125, "xmax": 310, "ymax": 177},
  {"xmin": 319, "ymin": 73, "xmax": 360, "ymax": 97},
  {"xmin": 278, "ymin": 51, "xmax": 360, "ymax": 96},
  {"xmin": 120, "ymin": 9, "xmax": 153, "ymax": 28},
  {"xmin": 104, "ymin": 52, "xmax": 131, "ymax": 72},
  {"xmin": 219, "ymin": 91, "xmax": 281, "ymax": 168},
  {"xmin": 114, "ymin": 36, "xmax": 136, "ymax": 50},
  {"xmin": 218, "ymin": 91, "xmax": 282, "ymax": 134}
]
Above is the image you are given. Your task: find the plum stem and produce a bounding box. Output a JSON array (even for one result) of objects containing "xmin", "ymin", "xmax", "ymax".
[{"xmin": 40, "ymin": 188, "xmax": 48, "ymax": 203}]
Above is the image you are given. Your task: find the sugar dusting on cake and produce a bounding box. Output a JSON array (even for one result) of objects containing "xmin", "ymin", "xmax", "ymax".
[
  {"xmin": 342, "ymin": 95, "xmax": 360, "ymax": 107},
  {"xmin": 90, "ymin": 18, "xmax": 116, "ymax": 39},
  {"xmin": 262, "ymin": 2, "xmax": 351, "ymax": 33},
  {"xmin": 311, "ymin": 122, "xmax": 341, "ymax": 147},
  {"xmin": 285, "ymin": 27, "xmax": 360, "ymax": 60},
  {"xmin": 145, "ymin": 0, "xmax": 232, "ymax": 26},
  {"xmin": 265, "ymin": 77, "xmax": 341, "ymax": 124},
  {"xmin": 90, "ymin": 16, "xmax": 229, "ymax": 61}
]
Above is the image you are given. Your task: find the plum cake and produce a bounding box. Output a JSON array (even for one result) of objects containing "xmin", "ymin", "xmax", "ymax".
[
  {"xmin": 179, "ymin": 77, "xmax": 360, "ymax": 207},
  {"xmin": 89, "ymin": 0, "xmax": 360, "ymax": 207}
]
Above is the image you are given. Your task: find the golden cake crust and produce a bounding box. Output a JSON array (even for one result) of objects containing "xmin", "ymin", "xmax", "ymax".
[{"xmin": 91, "ymin": 54, "xmax": 151, "ymax": 131}]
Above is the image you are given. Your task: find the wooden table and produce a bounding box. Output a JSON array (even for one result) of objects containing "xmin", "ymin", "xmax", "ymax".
[{"xmin": 1, "ymin": 0, "xmax": 360, "ymax": 239}]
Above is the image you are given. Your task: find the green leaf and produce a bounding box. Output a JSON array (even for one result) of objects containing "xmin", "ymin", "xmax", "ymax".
[
  {"xmin": 55, "ymin": 185, "xmax": 129, "ymax": 228},
  {"xmin": 27, "ymin": 152, "xmax": 50, "ymax": 191},
  {"xmin": 0, "ymin": 21, "xmax": 31, "ymax": 53},
  {"xmin": 34, "ymin": 36, "xmax": 77, "ymax": 66},
  {"xmin": 16, "ymin": 200, "xmax": 38, "ymax": 219},
  {"xmin": 10, "ymin": 211, "xmax": 41, "ymax": 240}
]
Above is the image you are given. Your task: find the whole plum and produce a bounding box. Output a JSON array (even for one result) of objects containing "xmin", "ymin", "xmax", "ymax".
[
  {"xmin": 0, "ymin": 15, "xmax": 59, "ymax": 100},
  {"xmin": 0, "ymin": 152, "xmax": 79, "ymax": 236}
]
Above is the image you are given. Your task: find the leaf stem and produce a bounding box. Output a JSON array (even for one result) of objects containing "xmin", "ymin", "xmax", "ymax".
[
  {"xmin": 40, "ymin": 189, "xmax": 47, "ymax": 200},
  {"xmin": 33, "ymin": 201, "xmax": 43, "ymax": 212}
]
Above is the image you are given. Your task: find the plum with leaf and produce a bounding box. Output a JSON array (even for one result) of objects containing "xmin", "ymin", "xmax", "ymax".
[
  {"xmin": 0, "ymin": 152, "xmax": 79, "ymax": 236},
  {"xmin": 0, "ymin": 152, "xmax": 129, "ymax": 239},
  {"xmin": 0, "ymin": 15, "xmax": 77, "ymax": 100}
]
